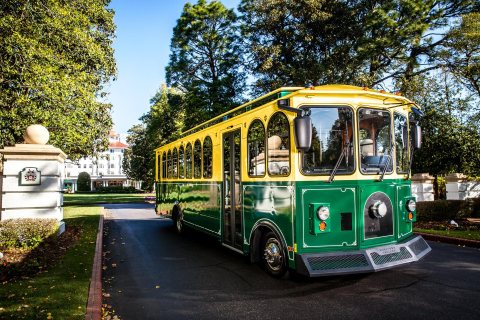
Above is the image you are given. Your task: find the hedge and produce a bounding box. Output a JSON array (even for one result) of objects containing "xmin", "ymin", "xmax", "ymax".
[
  {"xmin": 0, "ymin": 218, "xmax": 59, "ymax": 249},
  {"xmin": 94, "ymin": 186, "xmax": 140, "ymax": 193},
  {"xmin": 416, "ymin": 198, "xmax": 480, "ymax": 221}
]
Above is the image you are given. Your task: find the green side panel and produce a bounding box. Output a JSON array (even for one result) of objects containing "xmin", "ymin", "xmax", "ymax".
[
  {"xmin": 156, "ymin": 183, "xmax": 179, "ymax": 215},
  {"xmin": 299, "ymin": 186, "xmax": 357, "ymax": 252},
  {"xmin": 180, "ymin": 182, "xmax": 221, "ymax": 236},
  {"xmin": 243, "ymin": 182, "xmax": 295, "ymax": 264},
  {"xmin": 156, "ymin": 182, "xmax": 221, "ymax": 237},
  {"xmin": 396, "ymin": 183, "xmax": 414, "ymax": 240}
]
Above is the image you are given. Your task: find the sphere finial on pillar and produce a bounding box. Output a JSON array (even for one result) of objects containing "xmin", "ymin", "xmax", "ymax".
[{"xmin": 24, "ymin": 124, "xmax": 50, "ymax": 145}]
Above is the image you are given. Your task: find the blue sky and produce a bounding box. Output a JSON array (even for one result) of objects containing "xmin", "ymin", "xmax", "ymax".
[{"xmin": 108, "ymin": 0, "xmax": 240, "ymax": 134}]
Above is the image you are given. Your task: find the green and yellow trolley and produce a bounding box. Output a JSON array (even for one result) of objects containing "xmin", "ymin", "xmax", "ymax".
[{"xmin": 154, "ymin": 85, "xmax": 431, "ymax": 277}]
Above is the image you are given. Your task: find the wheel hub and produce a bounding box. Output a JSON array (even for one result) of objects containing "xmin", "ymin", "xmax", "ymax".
[{"xmin": 264, "ymin": 239, "xmax": 283, "ymax": 271}]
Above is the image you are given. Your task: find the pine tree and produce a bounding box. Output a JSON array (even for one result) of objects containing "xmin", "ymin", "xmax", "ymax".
[{"xmin": 166, "ymin": 0, "xmax": 245, "ymax": 129}]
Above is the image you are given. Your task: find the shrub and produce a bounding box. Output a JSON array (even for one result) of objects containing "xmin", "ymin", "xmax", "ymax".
[
  {"xmin": 95, "ymin": 185, "xmax": 139, "ymax": 193},
  {"xmin": 77, "ymin": 171, "xmax": 91, "ymax": 191},
  {"xmin": 0, "ymin": 218, "xmax": 59, "ymax": 249},
  {"xmin": 417, "ymin": 199, "xmax": 480, "ymax": 221}
]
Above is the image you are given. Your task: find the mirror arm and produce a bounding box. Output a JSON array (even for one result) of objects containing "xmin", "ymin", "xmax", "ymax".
[{"xmin": 278, "ymin": 104, "xmax": 310, "ymax": 117}]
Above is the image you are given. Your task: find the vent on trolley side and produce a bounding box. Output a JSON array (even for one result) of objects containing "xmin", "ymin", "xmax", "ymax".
[
  {"xmin": 370, "ymin": 247, "xmax": 412, "ymax": 265},
  {"xmin": 307, "ymin": 254, "xmax": 369, "ymax": 271},
  {"xmin": 408, "ymin": 237, "xmax": 429, "ymax": 256}
]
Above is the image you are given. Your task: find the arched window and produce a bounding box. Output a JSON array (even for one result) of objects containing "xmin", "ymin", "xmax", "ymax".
[
  {"xmin": 247, "ymin": 120, "xmax": 266, "ymax": 177},
  {"xmin": 172, "ymin": 148, "xmax": 178, "ymax": 178},
  {"xmin": 203, "ymin": 136, "xmax": 213, "ymax": 179},
  {"xmin": 157, "ymin": 154, "xmax": 161, "ymax": 180},
  {"xmin": 194, "ymin": 139, "xmax": 202, "ymax": 179},
  {"xmin": 186, "ymin": 143, "xmax": 192, "ymax": 179},
  {"xmin": 178, "ymin": 145, "xmax": 185, "ymax": 178},
  {"xmin": 162, "ymin": 152, "xmax": 166, "ymax": 179},
  {"xmin": 167, "ymin": 150, "xmax": 172, "ymax": 178},
  {"xmin": 267, "ymin": 112, "xmax": 290, "ymax": 176}
]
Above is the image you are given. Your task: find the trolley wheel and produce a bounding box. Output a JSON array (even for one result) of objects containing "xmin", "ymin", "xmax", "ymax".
[
  {"xmin": 172, "ymin": 208, "xmax": 184, "ymax": 234},
  {"xmin": 261, "ymin": 231, "xmax": 287, "ymax": 277}
]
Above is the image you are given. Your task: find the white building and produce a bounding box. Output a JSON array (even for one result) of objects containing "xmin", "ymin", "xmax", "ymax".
[{"xmin": 64, "ymin": 131, "xmax": 142, "ymax": 192}]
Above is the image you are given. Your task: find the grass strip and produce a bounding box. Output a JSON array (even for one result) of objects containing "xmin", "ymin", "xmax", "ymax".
[
  {"xmin": 414, "ymin": 228, "xmax": 480, "ymax": 241},
  {"xmin": 64, "ymin": 193, "xmax": 154, "ymax": 206},
  {"xmin": 0, "ymin": 206, "xmax": 101, "ymax": 319}
]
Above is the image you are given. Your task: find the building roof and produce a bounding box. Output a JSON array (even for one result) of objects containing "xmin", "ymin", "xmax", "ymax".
[{"xmin": 109, "ymin": 141, "xmax": 128, "ymax": 148}]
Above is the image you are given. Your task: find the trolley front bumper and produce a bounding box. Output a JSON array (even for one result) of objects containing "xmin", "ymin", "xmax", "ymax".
[{"xmin": 296, "ymin": 235, "xmax": 431, "ymax": 277}]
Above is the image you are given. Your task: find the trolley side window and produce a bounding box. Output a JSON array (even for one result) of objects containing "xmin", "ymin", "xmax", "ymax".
[
  {"xmin": 167, "ymin": 150, "xmax": 172, "ymax": 178},
  {"xmin": 172, "ymin": 147, "xmax": 178, "ymax": 178},
  {"xmin": 157, "ymin": 154, "xmax": 161, "ymax": 181},
  {"xmin": 179, "ymin": 145, "xmax": 185, "ymax": 179},
  {"xmin": 247, "ymin": 119, "xmax": 266, "ymax": 177},
  {"xmin": 394, "ymin": 112, "xmax": 408, "ymax": 173},
  {"xmin": 203, "ymin": 136, "xmax": 213, "ymax": 179},
  {"xmin": 186, "ymin": 143, "xmax": 193, "ymax": 179},
  {"xmin": 194, "ymin": 139, "xmax": 202, "ymax": 179},
  {"xmin": 162, "ymin": 151, "xmax": 166, "ymax": 179},
  {"xmin": 267, "ymin": 112, "xmax": 290, "ymax": 176}
]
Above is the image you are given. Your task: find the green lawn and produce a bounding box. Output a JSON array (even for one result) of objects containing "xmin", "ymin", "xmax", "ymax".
[
  {"xmin": 0, "ymin": 207, "xmax": 101, "ymax": 320},
  {"xmin": 415, "ymin": 228, "xmax": 480, "ymax": 241},
  {"xmin": 64, "ymin": 192, "xmax": 154, "ymax": 205}
]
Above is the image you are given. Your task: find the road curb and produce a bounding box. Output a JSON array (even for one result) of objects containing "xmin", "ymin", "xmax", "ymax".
[
  {"xmin": 415, "ymin": 232, "xmax": 480, "ymax": 248},
  {"xmin": 85, "ymin": 210, "xmax": 104, "ymax": 320}
]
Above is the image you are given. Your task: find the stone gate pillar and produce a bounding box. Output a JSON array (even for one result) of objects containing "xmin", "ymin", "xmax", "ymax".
[
  {"xmin": 0, "ymin": 125, "xmax": 66, "ymax": 221},
  {"xmin": 411, "ymin": 173, "xmax": 435, "ymax": 201}
]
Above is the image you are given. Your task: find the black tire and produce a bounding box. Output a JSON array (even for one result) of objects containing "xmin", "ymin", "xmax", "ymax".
[
  {"xmin": 172, "ymin": 207, "xmax": 184, "ymax": 234},
  {"xmin": 261, "ymin": 231, "xmax": 287, "ymax": 277}
]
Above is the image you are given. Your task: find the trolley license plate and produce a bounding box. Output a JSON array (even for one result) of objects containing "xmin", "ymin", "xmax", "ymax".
[{"xmin": 376, "ymin": 246, "xmax": 400, "ymax": 256}]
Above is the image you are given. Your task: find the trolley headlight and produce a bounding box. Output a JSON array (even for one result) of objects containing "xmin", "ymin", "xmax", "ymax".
[
  {"xmin": 370, "ymin": 201, "xmax": 387, "ymax": 218},
  {"xmin": 406, "ymin": 199, "xmax": 416, "ymax": 212},
  {"xmin": 317, "ymin": 206, "xmax": 330, "ymax": 221}
]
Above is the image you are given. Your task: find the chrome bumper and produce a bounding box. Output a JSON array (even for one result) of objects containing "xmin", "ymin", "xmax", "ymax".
[{"xmin": 296, "ymin": 235, "xmax": 431, "ymax": 277}]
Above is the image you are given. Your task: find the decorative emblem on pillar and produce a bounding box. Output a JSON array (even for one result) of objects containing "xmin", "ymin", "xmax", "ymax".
[{"xmin": 19, "ymin": 167, "xmax": 42, "ymax": 186}]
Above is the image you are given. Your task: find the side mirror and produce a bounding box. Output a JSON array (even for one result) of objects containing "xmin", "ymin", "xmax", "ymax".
[
  {"xmin": 294, "ymin": 115, "xmax": 312, "ymax": 152},
  {"xmin": 413, "ymin": 124, "xmax": 422, "ymax": 149}
]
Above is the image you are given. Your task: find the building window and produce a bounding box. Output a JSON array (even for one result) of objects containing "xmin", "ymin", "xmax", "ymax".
[
  {"xmin": 110, "ymin": 149, "xmax": 114, "ymax": 153},
  {"xmin": 248, "ymin": 119, "xmax": 266, "ymax": 177},
  {"xmin": 267, "ymin": 112, "xmax": 290, "ymax": 176},
  {"xmin": 203, "ymin": 136, "xmax": 212, "ymax": 179},
  {"xmin": 84, "ymin": 164, "xmax": 87, "ymax": 168}
]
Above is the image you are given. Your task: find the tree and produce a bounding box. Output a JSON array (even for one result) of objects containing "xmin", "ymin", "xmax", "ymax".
[
  {"xmin": 442, "ymin": 12, "xmax": 480, "ymax": 98},
  {"xmin": 408, "ymin": 73, "xmax": 480, "ymax": 177},
  {"xmin": 122, "ymin": 124, "xmax": 154, "ymax": 190},
  {"xmin": 238, "ymin": 0, "xmax": 478, "ymax": 93},
  {"xmin": 122, "ymin": 86, "xmax": 185, "ymax": 190},
  {"xmin": 166, "ymin": 0, "xmax": 245, "ymax": 129},
  {"xmin": 0, "ymin": 0, "xmax": 116, "ymax": 159},
  {"xmin": 77, "ymin": 172, "xmax": 91, "ymax": 192}
]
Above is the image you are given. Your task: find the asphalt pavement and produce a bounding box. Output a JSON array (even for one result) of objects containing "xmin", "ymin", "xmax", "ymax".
[{"xmin": 102, "ymin": 203, "xmax": 480, "ymax": 320}]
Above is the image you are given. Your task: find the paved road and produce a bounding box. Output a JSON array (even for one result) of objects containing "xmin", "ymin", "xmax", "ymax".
[{"xmin": 102, "ymin": 203, "xmax": 480, "ymax": 320}]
